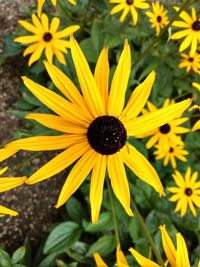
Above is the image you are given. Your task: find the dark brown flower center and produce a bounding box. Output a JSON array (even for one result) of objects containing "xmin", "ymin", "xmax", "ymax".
[
  {"xmin": 192, "ymin": 20, "xmax": 200, "ymax": 31},
  {"xmin": 169, "ymin": 147, "xmax": 174, "ymax": 153},
  {"xmin": 87, "ymin": 116, "xmax": 127, "ymax": 155},
  {"xmin": 185, "ymin": 188, "xmax": 193, "ymax": 196},
  {"xmin": 157, "ymin": 16, "xmax": 162, "ymax": 23},
  {"xmin": 126, "ymin": 0, "xmax": 133, "ymax": 5},
  {"xmin": 188, "ymin": 57, "xmax": 194, "ymax": 62},
  {"xmin": 43, "ymin": 32, "xmax": 52, "ymax": 42},
  {"xmin": 159, "ymin": 123, "xmax": 171, "ymax": 134}
]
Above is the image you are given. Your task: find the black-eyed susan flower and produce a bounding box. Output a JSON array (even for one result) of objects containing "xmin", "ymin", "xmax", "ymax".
[
  {"xmin": 14, "ymin": 13, "xmax": 80, "ymax": 66},
  {"xmin": 171, "ymin": 7, "xmax": 200, "ymax": 55},
  {"xmin": 179, "ymin": 52, "xmax": 200, "ymax": 74},
  {"xmin": 0, "ymin": 166, "xmax": 27, "ymax": 216},
  {"xmin": 37, "ymin": 0, "xmax": 76, "ymax": 17},
  {"xmin": 136, "ymin": 99, "xmax": 189, "ymax": 150},
  {"xmin": 168, "ymin": 167, "xmax": 200, "ymax": 217},
  {"xmin": 154, "ymin": 140, "xmax": 188, "ymax": 169},
  {"xmin": 94, "ymin": 244, "xmax": 128, "ymax": 266},
  {"xmin": 1, "ymin": 37, "xmax": 191, "ymax": 223},
  {"xmin": 145, "ymin": 2, "xmax": 169, "ymax": 36},
  {"xmin": 130, "ymin": 225, "xmax": 191, "ymax": 267},
  {"xmin": 109, "ymin": 0, "xmax": 149, "ymax": 25}
]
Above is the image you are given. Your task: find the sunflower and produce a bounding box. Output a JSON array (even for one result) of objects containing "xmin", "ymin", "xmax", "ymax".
[
  {"xmin": 145, "ymin": 2, "xmax": 169, "ymax": 36},
  {"xmin": 168, "ymin": 167, "xmax": 200, "ymax": 217},
  {"xmin": 38, "ymin": 0, "xmax": 77, "ymax": 17},
  {"xmin": 179, "ymin": 52, "xmax": 200, "ymax": 74},
  {"xmin": 14, "ymin": 13, "xmax": 80, "ymax": 66},
  {"xmin": 171, "ymin": 7, "xmax": 200, "ymax": 55},
  {"xmin": 136, "ymin": 99, "xmax": 189, "ymax": 150},
  {"xmin": 130, "ymin": 225, "xmax": 191, "ymax": 267},
  {"xmin": 1, "ymin": 37, "xmax": 191, "ymax": 223},
  {"xmin": 0, "ymin": 166, "xmax": 27, "ymax": 216},
  {"xmin": 109, "ymin": 0, "xmax": 149, "ymax": 25},
  {"xmin": 94, "ymin": 244, "xmax": 128, "ymax": 267}
]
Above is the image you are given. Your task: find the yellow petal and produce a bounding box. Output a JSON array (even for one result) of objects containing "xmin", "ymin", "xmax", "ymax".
[
  {"xmin": 37, "ymin": 0, "xmax": 46, "ymax": 17},
  {"xmin": 119, "ymin": 6, "xmax": 130, "ymax": 23},
  {"xmin": 176, "ymin": 233, "xmax": 190, "ymax": 267},
  {"xmin": 192, "ymin": 120, "xmax": 200, "ymax": 131},
  {"xmin": 93, "ymin": 252, "xmax": 108, "ymax": 267},
  {"xmin": 116, "ymin": 244, "xmax": 129, "ymax": 266},
  {"xmin": 192, "ymin": 82, "xmax": 200, "ymax": 92},
  {"xmin": 28, "ymin": 42, "xmax": 45, "ymax": 66},
  {"xmin": 129, "ymin": 248, "xmax": 161, "ymax": 267},
  {"xmin": 54, "ymin": 25, "xmax": 80, "ymax": 39},
  {"xmin": 32, "ymin": 13, "xmax": 43, "ymax": 29},
  {"xmin": 0, "ymin": 176, "xmax": 27, "ymax": 193},
  {"xmin": 41, "ymin": 13, "xmax": 49, "ymax": 31},
  {"xmin": 23, "ymin": 43, "xmax": 40, "ymax": 57},
  {"xmin": 110, "ymin": 4, "xmax": 125, "ymax": 15},
  {"xmin": 50, "ymin": 17, "xmax": 60, "ymax": 34},
  {"xmin": 14, "ymin": 35, "xmax": 41, "ymax": 44},
  {"xmin": 130, "ymin": 6, "xmax": 138, "ymax": 25},
  {"xmin": 0, "ymin": 205, "xmax": 18, "ymax": 216},
  {"xmin": 0, "ymin": 148, "xmax": 18, "ymax": 163},
  {"xmin": 53, "ymin": 47, "xmax": 67, "ymax": 65},
  {"xmin": 45, "ymin": 43, "xmax": 53, "ymax": 63},
  {"xmin": 0, "ymin": 166, "xmax": 8, "ymax": 176},
  {"xmin": 18, "ymin": 20, "xmax": 40, "ymax": 34}
]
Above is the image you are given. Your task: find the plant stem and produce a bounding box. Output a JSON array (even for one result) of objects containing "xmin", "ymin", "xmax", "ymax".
[
  {"xmin": 130, "ymin": 197, "xmax": 165, "ymax": 267},
  {"xmin": 106, "ymin": 177, "xmax": 120, "ymax": 244},
  {"xmin": 134, "ymin": 0, "xmax": 194, "ymax": 68}
]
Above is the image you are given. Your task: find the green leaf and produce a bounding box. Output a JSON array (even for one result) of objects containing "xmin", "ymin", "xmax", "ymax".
[
  {"xmin": 43, "ymin": 222, "xmax": 81, "ymax": 254},
  {"xmin": 91, "ymin": 20, "xmax": 104, "ymax": 54},
  {"xmin": 80, "ymin": 38, "xmax": 98, "ymax": 63},
  {"xmin": 38, "ymin": 253, "xmax": 57, "ymax": 267},
  {"xmin": 66, "ymin": 197, "xmax": 84, "ymax": 223},
  {"xmin": 0, "ymin": 249, "xmax": 12, "ymax": 267},
  {"xmin": 86, "ymin": 235, "xmax": 115, "ymax": 257},
  {"xmin": 83, "ymin": 212, "xmax": 113, "ymax": 233},
  {"xmin": 12, "ymin": 246, "xmax": 26, "ymax": 264}
]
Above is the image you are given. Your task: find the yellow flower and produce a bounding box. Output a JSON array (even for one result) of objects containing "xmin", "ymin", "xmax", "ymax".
[
  {"xmin": 129, "ymin": 225, "xmax": 191, "ymax": 267},
  {"xmin": 171, "ymin": 7, "xmax": 200, "ymax": 55},
  {"xmin": 1, "ymin": 37, "xmax": 191, "ymax": 223},
  {"xmin": 94, "ymin": 244, "xmax": 129, "ymax": 267},
  {"xmin": 136, "ymin": 99, "xmax": 189, "ymax": 150},
  {"xmin": 37, "ymin": 0, "xmax": 77, "ymax": 17},
  {"xmin": 145, "ymin": 2, "xmax": 169, "ymax": 36},
  {"xmin": 109, "ymin": 0, "xmax": 149, "ymax": 25},
  {"xmin": 0, "ymin": 166, "xmax": 27, "ymax": 216},
  {"xmin": 168, "ymin": 167, "xmax": 200, "ymax": 217},
  {"xmin": 154, "ymin": 140, "xmax": 188, "ymax": 169},
  {"xmin": 179, "ymin": 52, "xmax": 200, "ymax": 74},
  {"xmin": 14, "ymin": 13, "xmax": 80, "ymax": 66}
]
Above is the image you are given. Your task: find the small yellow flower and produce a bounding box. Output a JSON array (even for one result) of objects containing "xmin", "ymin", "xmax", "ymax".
[
  {"xmin": 0, "ymin": 166, "xmax": 27, "ymax": 216},
  {"xmin": 130, "ymin": 225, "xmax": 191, "ymax": 267},
  {"xmin": 136, "ymin": 99, "xmax": 189, "ymax": 150},
  {"xmin": 94, "ymin": 244, "xmax": 129, "ymax": 267},
  {"xmin": 145, "ymin": 2, "xmax": 169, "ymax": 36},
  {"xmin": 154, "ymin": 140, "xmax": 188, "ymax": 169},
  {"xmin": 14, "ymin": 13, "xmax": 80, "ymax": 66},
  {"xmin": 179, "ymin": 52, "xmax": 200, "ymax": 74},
  {"xmin": 168, "ymin": 167, "xmax": 200, "ymax": 217},
  {"xmin": 109, "ymin": 0, "xmax": 149, "ymax": 25},
  {"xmin": 171, "ymin": 7, "xmax": 200, "ymax": 55}
]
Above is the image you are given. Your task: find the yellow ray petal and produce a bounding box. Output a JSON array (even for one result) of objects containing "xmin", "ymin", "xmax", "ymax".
[
  {"xmin": 0, "ymin": 205, "xmax": 18, "ymax": 216},
  {"xmin": 70, "ymin": 36, "xmax": 104, "ymax": 117},
  {"xmin": 50, "ymin": 17, "xmax": 60, "ymax": 34},
  {"xmin": 14, "ymin": 35, "xmax": 41, "ymax": 44},
  {"xmin": 107, "ymin": 153, "xmax": 133, "ymax": 216},
  {"xmin": 22, "ymin": 77, "xmax": 91, "ymax": 126},
  {"xmin": 45, "ymin": 43, "xmax": 53, "ymax": 63},
  {"xmin": 121, "ymin": 144, "xmax": 164, "ymax": 196},
  {"xmin": 23, "ymin": 43, "xmax": 40, "ymax": 57},
  {"xmin": 37, "ymin": 0, "xmax": 46, "ymax": 17},
  {"xmin": 110, "ymin": 3, "xmax": 125, "ymax": 15},
  {"xmin": 125, "ymin": 98, "xmax": 191, "ymax": 136},
  {"xmin": 129, "ymin": 248, "xmax": 161, "ymax": 267},
  {"xmin": 54, "ymin": 25, "xmax": 80, "ymax": 39},
  {"xmin": 0, "ymin": 166, "xmax": 8, "ymax": 176},
  {"xmin": 192, "ymin": 120, "xmax": 200, "ymax": 131},
  {"xmin": 56, "ymin": 149, "xmax": 97, "ymax": 208},
  {"xmin": 0, "ymin": 148, "xmax": 18, "ymax": 163},
  {"xmin": 41, "ymin": 13, "xmax": 49, "ymax": 31},
  {"xmin": 121, "ymin": 71, "xmax": 156, "ymax": 123},
  {"xmin": 26, "ymin": 142, "xmax": 90, "ymax": 184},
  {"xmin": 25, "ymin": 113, "xmax": 87, "ymax": 134},
  {"xmin": 18, "ymin": 20, "xmax": 40, "ymax": 34},
  {"xmin": 93, "ymin": 252, "xmax": 108, "ymax": 267},
  {"xmin": 130, "ymin": 6, "xmax": 138, "ymax": 25},
  {"xmin": 176, "ymin": 233, "xmax": 190, "ymax": 267},
  {"xmin": 32, "ymin": 13, "xmax": 43, "ymax": 30},
  {"xmin": 0, "ymin": 176, "xmax": 27, "ymax": 193},
  {"xmin": 108, "ymin": 40, "xmax": 131, "ymax": 117},
  {"xmin": 119, "ymin": 6, "xmax": 129, "ymax": 23},
  {"xmin": 53, "ymin": 47, "xmax": 67, "ymax": 65},
  {"xmin": 94, "ymin": 48, "xmax": 109, "ymax": 110},
  {"xmin": 90, "ymin": 154, "xmax": 107, "ymax": 224},
  {"xmin": 28, "ymin": 42, "xmax": 45, "ymax": 66},
  {"xmin": 116, "ymin": 244, "xmax": 129, "ymax": 266},
  {"xmin": 192, "ymin": 82, "xmax": 200, "ymax": 92}
]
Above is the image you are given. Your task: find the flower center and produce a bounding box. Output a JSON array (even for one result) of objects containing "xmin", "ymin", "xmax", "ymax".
[
  {"xmin": 188, "ymin": 57, "xmax": 194, "ymax": 62},
  {"xmin": 185, "ymin": 188, "xmax": 193, "ymax": 196},
  {"xmin": 157, "ymin": 16, "xmax": 162, "ymax": 23},
  {"xmin": 159, "ymin": 123, "xmax": 171, "ymax": 134},
  {"xmin": 169, "ymin": 147, "xmax": 174, "ymax": 153},
  {"xmin": 43, "ymin": 32, "xmax": 53, "ymax": 42},
  {"xmin": 192, "ymin": 20, "xmax": 200, "ymax": 31},
  {"xmin": 126, "ymin": 0, "xmax": 133, "ymax": 5},
  {"xmin": 87, "ymin": 115, "xmax": 127, "ymax": 155}
]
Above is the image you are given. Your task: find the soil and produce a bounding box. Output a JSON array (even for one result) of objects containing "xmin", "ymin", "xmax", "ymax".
[{"xmin": 0, "ymin": 0, "xmax": 66, "ymax": 251}]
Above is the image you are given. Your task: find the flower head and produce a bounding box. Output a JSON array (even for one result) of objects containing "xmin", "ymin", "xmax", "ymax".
[
  {"xmin": 179, "ymin": 52, "xmax": 200, "ymax": 74},
  {"xmin": 1, "ymin": 37, "xmax": 191, "ymax": 223},
  {"xmin": 168, "ymin": 167, "xmax": 200, "ymax": 217},
  {"xmin": 0, "ymin": 166, "xmax": 27, "ymax": 216},
  {"xmin": 171, "ymin": 7, "xmax": 200, "ymax": 55},
  {"xmin": 109, "ymin": 0, "xmax": 149, "ymax": 25},
  {"xmin": 14, "ymin": 13, "xmax": 80, "ymax": 66},
  {"xmin": 145, "ymin": 2, "xmax": 169, "ymax": 36}
]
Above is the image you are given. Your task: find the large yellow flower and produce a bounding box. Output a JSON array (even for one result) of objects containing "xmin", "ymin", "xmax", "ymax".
[
  {"xmin": 171, "ymin": 7, "xmax": 200, "ymax": 55},
  {"xmin": 145, "ymin": 2, "xmax": 169, "ymax": 36},
  {"xmin": 14, "ymin": 13, "xmax": 79, "ymax": 66},
  {"xmin": 38, "ymin": 0, "xmax": 77, "ymax": 17},
  {"xmin": 0, "ymin": 166, "xmax": 27, "ymax": 216},
  {"xmin": 168, "ymin": 167, "xmax": 200, "ymax": 217},
  {"xmin": 1, "ymin": 37, "xmax": 191, "ymax": 223},
  {"xmin": 179, "ymin": 52, "xmax": 200, "ymax": 74},
  {"xmin": 109, "ymin": 0, "xmax": 149, "ymax": 25},
  {"xmin": 130, "ymin": 225, "xmax": 191, "ymax": 267}
]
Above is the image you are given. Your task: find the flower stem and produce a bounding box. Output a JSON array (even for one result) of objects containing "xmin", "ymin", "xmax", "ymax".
[
  {"xmin": 106, "ymin": 177, "xmax": 120, "ymax": 244},
  {"xmin": 134, "ymin": 0, "xmax": 194, "ymax": 68},
  {"xmin": 130, "ymin": 197, "xmax": 165, "ymax": 267}
]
